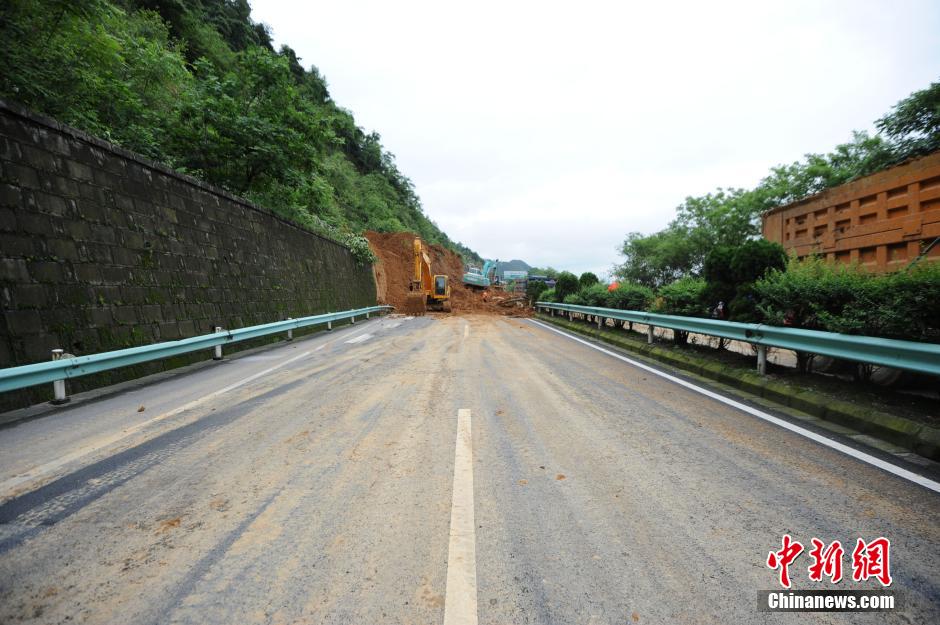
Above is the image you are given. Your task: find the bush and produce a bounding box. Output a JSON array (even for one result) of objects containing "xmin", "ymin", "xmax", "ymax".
[
  {"xmin": 554, "ymin": 271, "xmax": 579, "ymax": 301},
  {"xmin": 652, "ymin": 277, "xmax": 708, "ymax": 344},
  {"xmin": 880, "ymin": 262, "xmax": 940, "ymax": 340},
  {"xmin": 579, "ymin": 271, "xmax": 599, "ymax": 288},
  {"xmin": 606, "ymin": 282, "xmax": 654, "ymax": 311},
  {"xmin": 654, "ymin": 277, "xmax": 708, "ymax": 317},
  {"xmin": 563, "ymin": 293, "xmax": 586, "ymax": 305},
  {"xmin": 754, "ymin": 257, "xmax": 940, "ymax": 341},
  {"xmin": 540, "ymin": 288, "xmax": 557, "ymax": 303},
  {"xmin": 526, "ymin": 280, "xmax": 548, "ymax": 304},
  {"xmin": 578, "ymin": 283, "xmax": 610, "ymax": 306}
]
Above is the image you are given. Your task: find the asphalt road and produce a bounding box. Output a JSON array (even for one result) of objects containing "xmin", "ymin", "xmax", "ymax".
[{"xmin": 0, "ymin": 314, "xmax": 937, "ymax": 624}]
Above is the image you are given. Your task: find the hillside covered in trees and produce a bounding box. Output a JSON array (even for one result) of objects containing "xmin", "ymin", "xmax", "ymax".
[{"xmin": 0, "ymin": 0, "xmax": 481, "ymax": 264}]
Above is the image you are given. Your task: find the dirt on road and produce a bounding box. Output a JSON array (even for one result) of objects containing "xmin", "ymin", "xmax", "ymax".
[{"xmin": 365, "ymin": 231, "xmax": 531, "ymax": 316}]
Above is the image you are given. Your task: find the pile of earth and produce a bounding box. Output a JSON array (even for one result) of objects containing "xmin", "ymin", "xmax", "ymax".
[{"xmin": 365, "ymin": 231, "xmax": 531, "ymax": 316}]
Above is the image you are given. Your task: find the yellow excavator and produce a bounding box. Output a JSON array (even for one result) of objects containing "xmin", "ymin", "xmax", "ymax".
[{"xmin": 405, "ymin": 237, "xmax": 451, "ymax": 314}]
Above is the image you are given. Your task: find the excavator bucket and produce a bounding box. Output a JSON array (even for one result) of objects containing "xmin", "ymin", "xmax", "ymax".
[{"xmin": 404, "ymin": 292, "xmax": 427, "ymax": 315}]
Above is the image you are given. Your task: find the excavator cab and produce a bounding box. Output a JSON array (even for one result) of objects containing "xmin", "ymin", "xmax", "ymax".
[{"xmin": 434, "ymin": 275, "xmax": 447, "ymax": 297}]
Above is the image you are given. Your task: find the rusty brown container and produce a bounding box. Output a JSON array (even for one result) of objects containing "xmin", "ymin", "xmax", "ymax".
[{"xmin": 762, "ymin": 151, "xmax": 940, "ymax": 271}]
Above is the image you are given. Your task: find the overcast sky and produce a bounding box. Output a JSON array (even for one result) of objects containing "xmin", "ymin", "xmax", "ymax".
[{"xmin": 250, "ymin": 0, "xmax": 939, "ymax": 277}]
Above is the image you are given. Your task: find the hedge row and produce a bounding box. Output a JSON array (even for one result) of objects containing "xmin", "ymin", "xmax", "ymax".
[{"xmin": 537, "ymin": 258, "xmax": 940, "ymax": 344}]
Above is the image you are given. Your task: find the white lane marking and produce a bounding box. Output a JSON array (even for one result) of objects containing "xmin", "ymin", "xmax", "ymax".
[
  {"xmin": 403, "ymin": 316, "xmax": 414, "ymax": 321},
  {"xmin": 464, "ymin": 325, "xmax": 470, "ymax": 339},
  {"xmin": 386, "ymin": 321, "xmax": 402, "ymax": 329},
  {"xmin": 313, "ymin": 324, "xmax": 372, "ymax": 351},
  {"xmin": 443, "ymin": 409, "xmax": 478, "ymax": 625},
  {"xmin": 344, "ymin": 333, "xmax": 373, "ymax": 344},
  {"xmin": 1, "ymin": 350, "xmax": 313, "ymax": 499},
  {"xmin": 528, "ymin": 319, "xmax": 940, "ymax": 494}
]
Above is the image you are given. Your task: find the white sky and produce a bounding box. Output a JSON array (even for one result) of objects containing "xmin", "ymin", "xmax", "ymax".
[{"xmin": 250, "ymin": 0, "xmax": 939, "ymax": 277}]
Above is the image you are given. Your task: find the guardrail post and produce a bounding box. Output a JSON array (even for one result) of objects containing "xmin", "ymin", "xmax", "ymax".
[
  {"xmin": 550, "ymin": 309, "xmax": 554, "ymax": 317},
  {"xmin": 647, "ymin": 326, "xmax": 654, "ymax": 344},
  {"xmin": 597, "ymin": 316, "xmax": 602, "ymax": 329},
  {"xmin": 213, "ymin": 327, "xmax": 223, "ymax": 360},
  {"xmin": 351, "ymin": 316, "xmax": 356, "ymax": 324},
  {"xmin": 366, "ymin": 311, "xmax": 370, "ymax": 319},
  {"xmin": 757, "ymin": 345, "xmax": 767, "ymax": 375},
  {"xmin": 286, "ymin": 317, "xmax": 293, "ymax": 341},
  {"xmin": 50, "ymin": 349, "xmax": 69, "ymax": 404},
  {"xmin": 327, "ymin": 319, "xmax": 333, "ymax": 331}
]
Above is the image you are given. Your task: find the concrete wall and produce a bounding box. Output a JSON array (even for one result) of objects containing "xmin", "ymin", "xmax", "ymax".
[
  {"xmin": 762, "ymin": 151, "xmax": 940, "ymax": 270},
  {"xmin": 0, "ymin": 100, "xmax": 376, "ymax": 410}
]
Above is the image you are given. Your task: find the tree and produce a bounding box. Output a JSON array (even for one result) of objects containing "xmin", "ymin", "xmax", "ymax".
[
  {"xmin": 729, "ymin": 239, "xmax": 787, "ymax": 285},
  {"xmin": 526, "ymin": 280, "xmax": 548, "ymax": 304},
  {"xmin": 702, "ymin": 240, "xmax": 787, "ymax": 320},
  {"xmin": 614, "ymin": 228, "xmax": 698, "ymax": 288},
  {"xmin": 169, "ymin": 49, "xmax": 328, "ymax": 194},
  {"xmin": 578, "ymin": 272, "xmax": 599, "ymax": 288},
  {"xmin": 701, "ymin": 246, "xmax": 737, "ymax": 311},
  {"xmin": 877, "ymin": 78, "xmax": 940, "ymax": 159},
  {"xmin": 554, "ymin": 272, "xmax": 579, "ymax": 302},
  {"xmin": 0, "ymin": 0, "xmax": 192, "ymax": 161},
  {"xmin": 529, "ymin": 267, "xmax": 559, "ymax": 279}
]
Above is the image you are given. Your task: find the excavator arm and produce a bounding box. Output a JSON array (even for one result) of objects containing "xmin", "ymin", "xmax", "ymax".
[
  {"xmin": 405, "ymin": 237, "xmax": 450, "ymax": 314},
  {"xmin": 411, "ymin": 238, "xmax": 434, "ymax": 292}
]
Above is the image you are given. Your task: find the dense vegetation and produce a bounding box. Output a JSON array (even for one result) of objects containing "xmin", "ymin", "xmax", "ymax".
[
  {"xmin": 614, "ymin": 80, "xmax": 940, "ymax": 287},
  {"xmin": 540, "ymin": 258, "xmax": 940, "ymax": 344},
  {"xmin": 754, "ymin": 258, "xmax": 940, "ymax": 342},
  {"xmin": 0, "ymin": 0, "xmax": 481, "ymax": 263}
]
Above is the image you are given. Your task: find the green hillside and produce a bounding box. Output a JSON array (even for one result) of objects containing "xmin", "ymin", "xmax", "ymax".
[{"xmin": 0, "ymin": 0, "xmax": 481, "ymax": 264}]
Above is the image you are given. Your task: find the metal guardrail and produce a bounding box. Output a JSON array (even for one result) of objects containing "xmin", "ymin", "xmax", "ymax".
[
  {"xmin": 0, "ymin": 305, "xmax": 392, "ymax": 396},
  {"xmin": 536, "ymin": 302, "xmax": 940, "ymax": 376}
]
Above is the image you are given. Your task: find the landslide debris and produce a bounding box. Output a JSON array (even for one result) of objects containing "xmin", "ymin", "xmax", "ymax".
[{"xmin": 365, "ymin": 231, "xmax": 531, "ymax": 316}]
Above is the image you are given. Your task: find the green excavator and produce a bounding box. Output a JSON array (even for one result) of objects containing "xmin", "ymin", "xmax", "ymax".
[{"xmin": 462, "ymin": 259, "xmax": 501, "ymax": 289}]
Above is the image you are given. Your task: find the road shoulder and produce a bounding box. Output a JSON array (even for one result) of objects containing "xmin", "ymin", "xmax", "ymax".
[{"xmin": 531, "ymin": 314, "xmax": 940, "ymax": 478}]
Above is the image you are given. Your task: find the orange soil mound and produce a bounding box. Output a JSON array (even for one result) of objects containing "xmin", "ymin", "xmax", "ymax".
[{"xmin": 365, "ymin": 231, "xmax": 531, "ymax": 316}]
